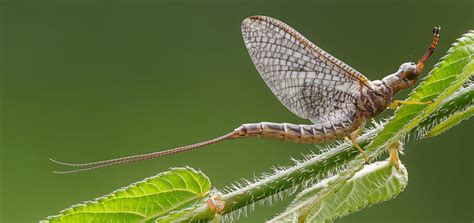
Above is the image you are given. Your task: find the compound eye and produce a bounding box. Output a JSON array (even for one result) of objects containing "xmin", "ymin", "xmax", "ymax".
[
  {"xmin": 399, "ymin": 62, "xmax": 419, "ymax": 81},
  {"xmin": 405, "ymin": 71, "xmax": 418, "ymax": 80}
]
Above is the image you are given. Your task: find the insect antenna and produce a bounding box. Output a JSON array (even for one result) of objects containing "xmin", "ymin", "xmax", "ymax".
[
  {"xmin": 51, "ymin": 130, "xmax": 239, "ymax": 174},
  {"xmin": 417, "ymin": 26, "xmax": 441, "ymax": 72}
]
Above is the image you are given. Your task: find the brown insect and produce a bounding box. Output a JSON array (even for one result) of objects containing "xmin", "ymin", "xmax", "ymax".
[{"xmin": 52, "ymin": 16, "xmax": 440, "ymax": 173}]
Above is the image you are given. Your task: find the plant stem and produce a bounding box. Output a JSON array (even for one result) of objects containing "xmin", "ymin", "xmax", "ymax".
[{"xmin": 183, "ymin": 85, "xmax": 473, "ymax": 222}]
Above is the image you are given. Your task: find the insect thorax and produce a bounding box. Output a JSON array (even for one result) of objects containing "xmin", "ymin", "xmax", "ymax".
[
  {"xmin": 359, "ymin": 68, "xmax": 416, "ymax": 119},
  {"xmin": 358, "ymin": 80, "xmax": 398, "ymax": 119}
]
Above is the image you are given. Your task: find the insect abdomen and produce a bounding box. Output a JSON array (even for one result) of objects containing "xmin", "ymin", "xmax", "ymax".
[{"xmin": 236, "ymin": 122, "xmax": 345, "ymax": 144}]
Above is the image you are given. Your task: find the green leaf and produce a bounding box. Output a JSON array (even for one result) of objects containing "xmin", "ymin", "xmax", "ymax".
[
  {"xmin": 42, "ymin": 167, "xmax": 211, "ymax": 223},
  {"xmin": 44, "ymin": 31, "xmax": 474, "ymax": 223},
  {"xmin": 419, "ymin": 83, "xmax": 473, "ymax": 138},
  {"xmin": 292, "ymin": 30, "xmax": 474, "ymax": 222},
  {"xmin": 175, "ymin": 30, "xmax": 474, "ymax": 222},
  {"xmin": 365, "ymin": 31, "xmax": 474, "ymax": 158},
  {"xmin": 270, "ymin": 160, "xmax": 408, "ymax": 222},
  {"xmin": 152, "ymin": 202, "xmax": 204, "ymax": 223},
  {"xmin": 425, "ymin": 105, "xmax": 473, "ymax": 137}
]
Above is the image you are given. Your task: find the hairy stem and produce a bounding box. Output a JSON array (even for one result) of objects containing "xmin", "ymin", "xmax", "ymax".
[{"xmin": 183, "ymin": 83, "xmax": 473, "ymax": 222}]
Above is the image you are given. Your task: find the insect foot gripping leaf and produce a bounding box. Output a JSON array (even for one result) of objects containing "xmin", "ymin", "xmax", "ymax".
[
  {"xmin": 269, "ymin": 158, "xmax": 408, "ymax": 223},
  {"xmin": 42, "ymin": 167, "xmax": 211, "ymax": 223},
  {"xmin": 173, "ymin": 30, "xmax": 472, "ymax": 222}
]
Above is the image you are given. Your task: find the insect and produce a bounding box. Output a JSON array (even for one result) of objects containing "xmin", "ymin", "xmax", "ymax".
[{"xmin": 52, "ymin": 16, "xmax": 440, "ymax": 174}]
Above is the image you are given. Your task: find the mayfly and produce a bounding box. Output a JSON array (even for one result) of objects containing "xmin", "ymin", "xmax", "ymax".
[{"xmin": 52, "ymin": 16, "xmax": 440, "ymax": 174}]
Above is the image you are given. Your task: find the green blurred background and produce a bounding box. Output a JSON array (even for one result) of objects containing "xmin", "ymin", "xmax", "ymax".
[{"xmin": 1, "ymin": 0, "xmax": 473, "ymax": 222}]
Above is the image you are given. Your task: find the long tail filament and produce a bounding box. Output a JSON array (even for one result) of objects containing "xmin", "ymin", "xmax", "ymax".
[{"xmin": 51, "ymin": 131, "xmax": 239, "ymax": 174}]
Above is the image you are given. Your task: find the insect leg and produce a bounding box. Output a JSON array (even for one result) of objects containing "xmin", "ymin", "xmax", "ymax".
[
  {"xmin": 344, "ymin": 136, "xmax": 369, "ymax": 164},
  {"xmin": 343, "ymin": 120, "xmax": 369, "ymax": 164},
  {"xmin": 388, "ymin": 141, "xmax": 402, "ymax": 170},
  {"xmin": 388, "ymin": 99, "xmax": 434, "ymax": 109}
]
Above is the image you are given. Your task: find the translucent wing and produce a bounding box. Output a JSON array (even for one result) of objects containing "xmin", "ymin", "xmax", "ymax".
[{"xmin": 241, "ymin": 16, "xmax": 372, "ymax": 124}]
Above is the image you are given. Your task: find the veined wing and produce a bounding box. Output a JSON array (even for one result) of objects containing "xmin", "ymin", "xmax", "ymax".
[{"xmin": 241, "ymin": 16, "xmax": 372, "ymax": 123}]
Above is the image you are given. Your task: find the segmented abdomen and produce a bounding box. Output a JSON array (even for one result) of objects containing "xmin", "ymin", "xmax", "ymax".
[{"xmin": 235, "ymin": 122, "xmax": 355, "ymax": 144}]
